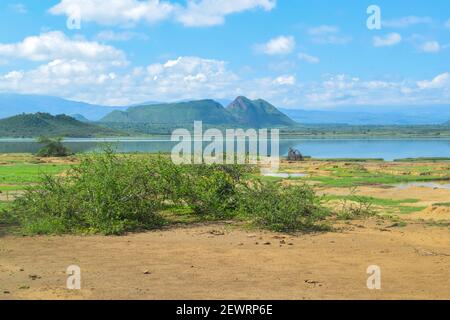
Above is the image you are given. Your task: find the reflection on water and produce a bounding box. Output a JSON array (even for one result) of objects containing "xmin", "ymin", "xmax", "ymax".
[
  {"xmin": 262, "ymin": 173, "xmax": 308, "ymax": 178},
  {"xmin": 0, "ymin": 138, "xmax": 450, "ymax": 161},
  {"xmin": 393, "ymin": 182, "xmax": 450, "ymax": 190}
]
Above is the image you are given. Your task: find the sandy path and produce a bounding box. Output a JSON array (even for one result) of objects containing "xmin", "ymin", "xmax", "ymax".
[{"xmin": 1, "ymin": 219, "xmax": 449, "ymax": 300}]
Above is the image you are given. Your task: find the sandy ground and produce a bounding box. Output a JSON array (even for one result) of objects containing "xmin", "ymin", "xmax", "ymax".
[{"xmin": 1, "ymin": 219, "xmax": 449, "ymax": 300}]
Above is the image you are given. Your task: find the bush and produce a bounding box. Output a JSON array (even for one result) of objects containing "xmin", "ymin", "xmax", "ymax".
[
  {"xmin": 239, "ymin": 181, "xmax": 330, "ymax": 232},
  {"xmin": 36, "ymin": 137, "xmax": 71, "ymax": 157},
  {"xmin": 174, "ymin": 164, "xmax": 247, "ymax": 218},
  {"xmin": 11, "ymin": 150, "xmax": 165, "ymax": 235}
]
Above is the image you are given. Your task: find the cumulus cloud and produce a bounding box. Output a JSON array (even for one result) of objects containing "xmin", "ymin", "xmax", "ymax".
[
  {"xmin": 373, "ymin": 33, "xmax": 402, "ymax": 47},
  {"xmin": 49, "ymin": 0, "xmax": 175, "ymax": 26},
  {"xmin": 255, "ymin": 35, "xmax": 295, "ymax": 55},
  {"xmin": 383, "ymin": 16, "xmax": 432, "ymax": 28},
  {"xmin": 49, "ymin": 0, "xmax": 276, "ymax": 27},
  {"xmin": 0, "ymin": 31, "xmax": 127, "ymax": 66},
  {"xmin": 298, "ymin": 52, "xmax": 319, "ymax": 64},
  {"xmin": 417, "ymin": 73, "xmax": 449, "ymax": 89},
  {"xmin": 307, "ymin": 25, "xmax": 351, "ymax": 45},
  {"xmin": 419, "ymin": 41, "xmax": 441, "ymax": 53}
]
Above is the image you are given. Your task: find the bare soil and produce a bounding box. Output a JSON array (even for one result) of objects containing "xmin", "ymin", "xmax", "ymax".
[{"xmin": 1, "ymin": 219, "xmax": 449, "ymax": 300}]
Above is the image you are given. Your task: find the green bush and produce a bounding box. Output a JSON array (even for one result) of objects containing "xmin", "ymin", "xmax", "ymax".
[
  {"xmin": 175, "ymin": 164, "xmax": 247, "ymax": 218},
  {"xmin": 239, "ymin": 181, "xmax": 330, "ymax": 232},
  {"xmin": 11, "ymin": 150, "xmax": 165, "ymax": 235},
  {"xmin": 36, "ymin": 137, "xmax": 71, "ymax": 157}
]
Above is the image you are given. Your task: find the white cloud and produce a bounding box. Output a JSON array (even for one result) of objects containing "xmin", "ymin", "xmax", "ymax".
[
  {"xmin": 307, "ymin": 25, "xmax": 351, "ymax": 45},
  {"xmin": 417, "ymin": 73, "xmax": 449, "ymax": 89},
  {"xmin": 383, "ymin": 16, "xmax": 432, "ymax": 28},
  {"xmin": 49, "ymin": 0, "xmax": 276, "ymax": 27},
  {"xmin": 298, "ymin": 52, "xmax": 319, "ymax": 64},
  {"xmin": 273, "ymin": 75, "xmax": 295, "ymax": 85},
  {"xmin": 176, "ymin": 0, "xmax": 276, "ymax": 27},
  {"xmin": 373, "ymin": 33, "xmax": 402, "ymax": 47},
  {"xmin": 50, "ymin": 0, "xmax": 175, "ymax": 26},
  {"xmin": 420, "ymin": 41, "xmax": 441, "ymax": 53},
  {"xmin": 255, "ymin": 35, "xmax": 295, "ymax": 55},
  {"xmin": 0, "ymin": 31, "xmax": 127, "ymax": 66}
]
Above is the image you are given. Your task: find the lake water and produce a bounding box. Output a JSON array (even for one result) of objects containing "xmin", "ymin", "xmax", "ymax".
[{"xmin": 0, "ymin": 138, "xmax": 450, "ymax": 161}]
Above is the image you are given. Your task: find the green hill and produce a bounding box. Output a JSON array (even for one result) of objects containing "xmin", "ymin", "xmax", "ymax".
[
  {"xmin": 101, "ymin": 97, "xmax": 297, "ymax": 130},
  {"xmin": 101, "ymin": 100, "xmax": 236, "ymax": 125},
  {"xmin": 226, "ymin": 96, "xmax": 296, "ymax": 128},
  {"xmin": 0, "ymin": 113, "xmax": 122, "ymax": 138}
]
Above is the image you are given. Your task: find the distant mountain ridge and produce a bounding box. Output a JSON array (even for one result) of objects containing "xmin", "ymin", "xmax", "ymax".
[
  {"xmin": 1, "ymin": 93, "xmax": 450, "ymax": 125},
  {"xmin": 0, "ymin": 94, "xmax": 126, "ymax": 121},
  {"xmin": 101, "ymin": 97, "xmax": 296, "ymax": 128},
  {"xmin": 281, "ymin": 106, "xmax": 450, "ymax": 125},
  {"xmin": 0, "ymin": 113, "xmax": 122, "ymax": 138}
]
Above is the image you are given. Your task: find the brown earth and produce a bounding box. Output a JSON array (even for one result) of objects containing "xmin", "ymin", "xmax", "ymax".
[{"xmin": 1, "ymin": 219, "xmax": 449, "ymax": 300}]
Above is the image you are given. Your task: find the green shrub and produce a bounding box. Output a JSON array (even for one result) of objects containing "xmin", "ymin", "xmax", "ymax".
[
  {"xmin": 36, "ymin": 137, "xmax": 71, "ymax": 157},
  {"xmin": 239, "ymin": 181, "xmax": 330, "ymax": 232},
  {"xmin": 10, "ymin": 150, "xmax": 165, "ymax": 235},
  {"xmin": 173, "ymin": 164, "xmax": 248, "ymax": 218}
]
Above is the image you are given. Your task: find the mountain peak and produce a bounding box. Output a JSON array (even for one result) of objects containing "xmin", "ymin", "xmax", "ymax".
[{"xmin": 226, "ymin": 96, "xmax": 296, "ymax": 128}]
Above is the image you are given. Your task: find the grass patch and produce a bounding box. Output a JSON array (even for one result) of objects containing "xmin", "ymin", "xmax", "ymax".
[
  {"xmin": 433, "ymin": 202, "xmax": 450, "ymax": 207},
  {"xmin": 0, "ymin": 164, "xmax": 70, "ymax": 184},
  {"xmin": 323, "ymin": 195, "xmax": 419, "ymax": 206}
]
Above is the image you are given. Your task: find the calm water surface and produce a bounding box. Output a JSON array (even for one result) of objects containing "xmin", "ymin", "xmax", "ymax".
[{"xmin": 0, "ymin": 138, "xmax": 449, "ymax": 161}]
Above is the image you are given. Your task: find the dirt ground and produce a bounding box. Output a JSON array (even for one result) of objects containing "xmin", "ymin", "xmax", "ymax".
[{"xmin": 1, "ymin": 218, "xmax": 449, "ymax": 300}]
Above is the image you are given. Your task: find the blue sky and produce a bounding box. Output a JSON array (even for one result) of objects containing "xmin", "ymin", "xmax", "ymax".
[{"xmin": 0, "ymin": 0, "xmax": 449, "ymax": 109}]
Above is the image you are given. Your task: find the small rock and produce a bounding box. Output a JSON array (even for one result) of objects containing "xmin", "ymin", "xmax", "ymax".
[
  {"xmin": 280, "ymin": 240, "xmax": 286, "ymax": 245},
  {"xmin": 28, "ymin": 274, "xmax": 41, "ymax": 280},
  {"xmin": 263, "ymin": 242, "xmax": 271, "ymax": 245},
  {"xmin": 143, "ymin": 270, "xmax": 151, "ymax": 275},
  {"xmin": 3, "ymin": 291, "xmax": 10, "ymax": 294}
]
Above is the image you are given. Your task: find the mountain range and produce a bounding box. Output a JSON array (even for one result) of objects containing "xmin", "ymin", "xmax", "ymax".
[
  {"xmin": 0, "ymin": 113, "xmax": 121, "ymax": 138},
  {"xmin": 0, "ymin": 94, "xmax": 125, "ymax": 121},
  {"xmin": 281, "ymin": 106, "xmax": 450, "ymax": 125},
  {"xmin": 0, "ymin": 93, "xmax": 449, "ymax": 125},
  {"xmin": 101, "ymin": 96, "xmax": 295, "ymax": 128}
]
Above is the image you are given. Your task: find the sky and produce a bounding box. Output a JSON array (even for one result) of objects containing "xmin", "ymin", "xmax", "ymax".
[{"xmin": 0, "ymin": 0, "xmax": 449, "ymax": 109}]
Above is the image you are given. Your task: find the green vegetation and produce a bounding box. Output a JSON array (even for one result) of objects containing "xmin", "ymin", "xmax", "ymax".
[
  {"xmin": 36, "ymin": 137, "xmax": 72, "ymax": 157},
  {"xmin": 7, "ymin": 150, "xmax": 166, "ymax": 235},
  {"xmin": 323, "ymin": 193, "xmax": 425, "ymax": 217},
  {"xmin": 238, "ymin": 181, "xmax": 330, "ymax": 232},
  {"xmin": 307, "ymin": 162, "xmax": 449, "ymax": 187},
  {"xmin": 1, "ymin": 151, "xmax": 448, "ymax": 236},
  {"xmin": 1, "ymin": 151, "xmax": 330, "ymax": 235},
  {"xmin": 0, "ymin": 112, "xmax": 123, "ymax": 138},
  {"xmin": 433, "ymin": 202, "xmax": 450, "ymax": 207}
]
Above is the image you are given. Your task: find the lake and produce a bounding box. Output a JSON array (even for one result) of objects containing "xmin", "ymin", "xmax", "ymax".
[{"xmin": 0, "ymin": 138, "xmax": 450, "ymax": 161}]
